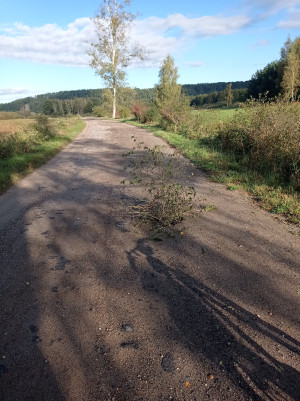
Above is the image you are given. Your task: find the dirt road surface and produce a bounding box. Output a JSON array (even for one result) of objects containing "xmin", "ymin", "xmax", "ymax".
[{"xmin": 0, "ymin": 118, "xmax": 299, "ymax": 401}]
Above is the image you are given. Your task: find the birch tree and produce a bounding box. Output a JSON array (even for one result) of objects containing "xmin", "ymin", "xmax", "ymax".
[
  {"xmin": 88, "ymin": 0, "xmax": 142, "ymax": 118},
  {"xmin": 282, "ymin": 37, "xmax": 300, "ymax": 101}
]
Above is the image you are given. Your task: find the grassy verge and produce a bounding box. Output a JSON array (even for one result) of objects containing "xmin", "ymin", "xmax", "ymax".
[
  {"xmin": 0, "ymin": 117, "xmax": 85, "ymax": 194},
  {"xmin": 124, "ymin": 116, "xmax": 300, "ymax": 226}
]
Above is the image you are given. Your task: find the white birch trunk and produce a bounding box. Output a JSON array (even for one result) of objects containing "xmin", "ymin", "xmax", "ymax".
[{"xmin": 113, "ymin": 86, "xmax": 116, "ymax": 119}]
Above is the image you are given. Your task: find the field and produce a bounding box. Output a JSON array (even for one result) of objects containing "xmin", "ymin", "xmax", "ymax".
[
  {"xmin": 0, "ymin": 115, "xmax": 85, "ymax": 194},
  {"xmin": 0, "ymin": 118, "xmax": 34, "ymax": 136}
]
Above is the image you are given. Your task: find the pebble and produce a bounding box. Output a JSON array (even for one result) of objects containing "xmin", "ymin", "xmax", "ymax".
[
  {"xmin": 121, "ymin": 324, "xmax": 133, "ymax": 332},
  {"xmin": 161, "ymin": 352, "xmax": 175, "ymax": 373}
]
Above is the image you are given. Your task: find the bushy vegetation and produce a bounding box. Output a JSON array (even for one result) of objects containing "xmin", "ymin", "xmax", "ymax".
[
  {"xmin": 0, "ymin": 115, "xmax": 56, "ymax": 159},
  {"xmin": 122, "ymin": 137, "xmax": 197, "ymax": 236},
  {"xmin": 0, "ymin": 116, "xmax": 85, "ymax": 193},
  {"xmin": 220, "ymin": 99, "xmax": 300, "ymax": 189}
]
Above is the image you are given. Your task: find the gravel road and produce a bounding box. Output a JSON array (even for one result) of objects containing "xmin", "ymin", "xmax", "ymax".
[{"xmin": 0, "ymin": 118, "xmax": 299, "ymax": 401}]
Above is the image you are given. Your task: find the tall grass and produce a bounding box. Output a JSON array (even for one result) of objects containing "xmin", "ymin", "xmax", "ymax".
[
  {"xmin": 0, "ymin": 111, "xmax": 27, "ymax": 120},
  {"xmin": 220, "ymin": 100, "xmax": 300, "ymax": 189},
  {"xmin": 0, "ymin": 116, "xmax": 85, "ymax": 194}
]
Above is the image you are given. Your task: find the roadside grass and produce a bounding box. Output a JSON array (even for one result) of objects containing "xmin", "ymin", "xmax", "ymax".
[
  {"xmin": 124, "ymin": 107, "xmax": 300, "ymax": 225},
  {"xmin": 0, "ymin": 116, "xmax": 85, "ymax": 194}
]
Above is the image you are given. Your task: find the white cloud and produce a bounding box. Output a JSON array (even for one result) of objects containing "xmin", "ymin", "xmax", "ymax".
[
  {"xmin": 0, "ymin": 12, "xmax": 251, "ymax": 69},
  {"xmin": 0, "ymin": 87, "xmax": 41, "ymax": 104},
  {"xmin": 0, "ymin": 87, "xmax": 30, "ymax": 96},
  {"xmin": 242, "ymin": 0, "xmax": 300, "ymax": 29},
  {"xmin": 0, "ymin": 18, "xmax": 94, "ymax": 66},
  {"xmin": 244, "ymin": 0, "xmax": 300, "ymax": 13},
  {"xmin": 135, "ymin": 13, "xmax": 251, "ymax": 39},
  {"xmin": 131, "ymin": 13, "xmax": 251, "ymax": 67},
  {"xmin": 277, "ymin": 10, "xmax": 300, "ymax": 28}
]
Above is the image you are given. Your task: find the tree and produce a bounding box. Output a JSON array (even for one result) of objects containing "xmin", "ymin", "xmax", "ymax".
[
  {"xmin": 118, "ymin": 86, "xmax": 136, "ymax": 108},
  {"xmin": 88, "ymin": 0, "xmax": 142, "ymax": 119},
  {"xmin": 155, "ymin": 55, "xmax": 191, "ymax": 132},
  {"xmin": 247, "ymin": 61, "xmax": 283, "ymax": 99},
  {"xmin": 281, "ymin": 37, "xmax": 300, "ymax": 100},
  {"xmin": 155, "ymin": 55, "xmax": 181, "ymax": 110},
  {"xmin": 224, "ymin": 83, "xmax": 233, "ymax": 106},
  {"xmin": 280, "ymin": 35, "xmax": 293, "ymax": 61}
]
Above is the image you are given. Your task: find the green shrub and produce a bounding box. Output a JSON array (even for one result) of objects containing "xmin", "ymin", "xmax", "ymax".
[
  {"xmin": 119, "ymin": 106, "xmax": 131, "ymax": 119},
  {"xmin": 92, "ymin": 105, "xmax": 106, "ymax": 117},
  {"xmin": 34, "ymin": 114, "xmax": 56, "ymax": 139},
  {"xmin": 220, "ymin": 99, "xmax": 300, "ymax": 188},
  {"xmin": 0, "ymin": 129, "xmax": 40, "ymax": 159},
  {"xmin": 146, "ymin": 104, "xmax": 160, "ymax": 123}
]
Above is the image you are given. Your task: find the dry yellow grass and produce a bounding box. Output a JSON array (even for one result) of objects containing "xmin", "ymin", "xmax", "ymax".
[{"xmin": 0, "ymin": 119, "xmax": 34, "ymax": 137}]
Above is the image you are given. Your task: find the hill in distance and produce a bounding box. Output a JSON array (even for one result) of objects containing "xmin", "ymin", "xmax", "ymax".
[{"xmin": 0, "ymin": 81, "xmax": 249, "ymax": 113}]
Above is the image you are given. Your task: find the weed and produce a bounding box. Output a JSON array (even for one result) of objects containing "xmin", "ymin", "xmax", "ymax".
[{"xmin": 122, "ymin": 136, "xmax": 198, "ymax": 235}]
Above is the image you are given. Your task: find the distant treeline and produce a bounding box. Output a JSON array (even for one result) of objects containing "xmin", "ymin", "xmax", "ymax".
[
  {"xmin": 190, "ymin": 88, "xmax": 248, "ymax": 107},
  {"xmin": 0, "ymin": 81, "xmax": 249, "ymax": 114},
  {"xmin": 182, "ymin": 81, "xmax": 249, "ymax": 96}
]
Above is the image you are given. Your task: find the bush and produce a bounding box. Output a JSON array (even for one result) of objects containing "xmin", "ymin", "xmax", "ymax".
[
  {"xmin": 92, "ymin": 106, "xmax": 106, "ymax": 117},
  {"xmin": 122, "ymin": 137, "xmax": 197, "ymax": 235},
  {"xmin": 0, "ymin": 129, "xmax": 40, "ymax": 159},
  {"xmin": 131, "ymin": 103, "xmax": 150, "ymax": 123},
  {"xmin": 35, "ymin": 114, "xmax": 56, "ymax": 139},
  {"xmin": 220, "ymin": 99, "xmax": 300, "ymax": 188},
  {"xmin": 0, "ymin": 115, "xmax": 58, "ymax": 159},
  {"xmin": 118, "ymin": 106, "xmax": 131, "ymax": 119},
  {"xmin": 146, "ymin": 104, "xmax": 160, "ymax": 123}
]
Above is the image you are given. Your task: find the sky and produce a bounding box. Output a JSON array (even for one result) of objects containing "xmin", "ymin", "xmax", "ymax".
[{"xmin": 0, "ymin": 0, "xmax": 300, "ymax": 103}]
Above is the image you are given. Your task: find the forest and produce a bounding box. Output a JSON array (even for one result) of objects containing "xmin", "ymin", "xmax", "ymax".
[{"xmin": 0, "ymin": 82, "xmax": 249, "ymax": 115}]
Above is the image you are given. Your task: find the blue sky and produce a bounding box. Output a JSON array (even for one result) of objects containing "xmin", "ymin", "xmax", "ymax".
[{"xmin": 1, "ymin": 0, "xmax": 300, "ymax": 103}]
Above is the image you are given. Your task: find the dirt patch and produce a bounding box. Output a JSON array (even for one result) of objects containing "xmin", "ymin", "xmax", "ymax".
[{"xmin": 0, "ymin": 118, "xmax": 299, "ymax": 400}]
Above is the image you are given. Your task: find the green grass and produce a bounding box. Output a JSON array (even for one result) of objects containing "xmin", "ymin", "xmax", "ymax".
[
  {"xmin": 193, "ymin": 108, "xmax": 237, "ymax": 123},
  {"xmin": 0, "ymin": 117, "xmax": 85, "ymax": 194},
  {"xmin": 124, "ymin": 110, "xmax": 300, "ymax": 226}
]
